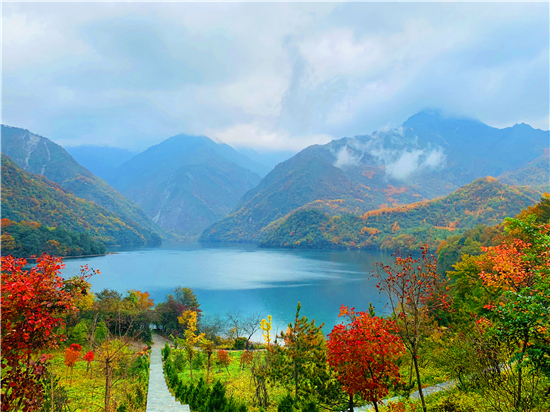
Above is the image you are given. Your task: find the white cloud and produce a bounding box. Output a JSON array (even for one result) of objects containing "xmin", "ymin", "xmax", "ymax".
[
  {"xmin": 207, "ymin": 124, "xmax": 332, "ymax": 151},
  {"xmin": 333, "ymin": 145, "xmax": 362, "ymax": 169},
  {"xmin": 336, "ymin": 128, "xmax": 447, "ymax": 180},
  {"xmin": 1, "ymin": 2, "xmax": 547, "ymax": 151}
]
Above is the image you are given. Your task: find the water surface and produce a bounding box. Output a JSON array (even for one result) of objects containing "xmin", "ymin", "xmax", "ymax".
[{"xmin": 62, "ymin": 242, "xmax": 392, "ymax": 336}]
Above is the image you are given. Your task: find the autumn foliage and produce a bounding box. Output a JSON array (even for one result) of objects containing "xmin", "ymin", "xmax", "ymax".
[
  {"xmin": 1, "ymin": 255, "xmax": 93, "ymax": 411},
  {"xmin": 328, "ymin": 306, "xmax": 405, "ymax": 412},
  {"xmin": 216, "ymin": 349, "xmax": 232, "ymax": 373}
]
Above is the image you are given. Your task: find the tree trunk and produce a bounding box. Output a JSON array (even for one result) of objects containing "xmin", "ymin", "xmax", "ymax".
[
  {"xmin": 206, "ymin": 354, "xmax": 211, "ymax": 382},
  {"xmin": 51, "ymin": 372, "xmax": 54, "ymax": 412},
  {"xmin": 348, "ymin": 393, "xmax": 354, "ymax": 412},
  {"xmin": 189, "ymin": 354, "xmax": 193, "ymax": 380},
  {"xmin": 412, "ymin": 352, "xmax": 427, "ymax": 412},
  {"xmin": 373, "ymin": 400, "xmax": 379, "ymax": 412},
  {"xmin": 516, "ymin": 336, "xmax": 528, "ymax": 409},
  {"xmin": 105, "ymin": 359, "xmax": 112, "ymax": 412}
]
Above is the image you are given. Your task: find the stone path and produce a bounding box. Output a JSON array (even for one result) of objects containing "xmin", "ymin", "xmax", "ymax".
[{"xmin": 146, "ymin": 334, "xmax": 190, "ymax": 412}]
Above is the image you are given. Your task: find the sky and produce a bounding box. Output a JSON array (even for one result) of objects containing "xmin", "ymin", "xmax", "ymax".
[{"xmin": 2, "ymin": 2, "xmax": 549, "ymax": 152}]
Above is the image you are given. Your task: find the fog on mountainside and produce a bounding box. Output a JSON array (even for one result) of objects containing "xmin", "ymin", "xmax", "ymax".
[{"xmin": 201, "ymin": 110, "xmax": 549, "ymax": 243}]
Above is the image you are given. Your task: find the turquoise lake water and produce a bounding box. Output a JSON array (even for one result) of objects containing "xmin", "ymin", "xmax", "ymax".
[{"xmin": 61, "ymin": 242, "xmax": 392, "ymax": 337}]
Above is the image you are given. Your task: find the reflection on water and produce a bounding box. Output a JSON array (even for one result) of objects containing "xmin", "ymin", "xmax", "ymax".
[{"xmin": 62, "ymin": 242, "xmax": 392, "ymax": 336}]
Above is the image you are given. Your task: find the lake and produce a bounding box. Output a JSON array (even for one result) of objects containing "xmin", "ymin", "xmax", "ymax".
[{"xmin": 61, "ymin": 242, "xmax": 393, "ymax": 338}]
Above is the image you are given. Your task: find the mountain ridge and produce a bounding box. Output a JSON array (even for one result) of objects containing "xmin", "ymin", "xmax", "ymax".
[
  {"xmin": 258, "ymin": 176, "xmax": 541, "ymax": 251},
  {"xmin": 107, "ymin": 133, "xmax": 266, "ymax": 237},
  {"xmin": 201, "ymin": 111, "xmax": 549, "ymax": 243},
  {"xmin": 1, "ymin": 125, "xmax": 166, "ymax": 243}
]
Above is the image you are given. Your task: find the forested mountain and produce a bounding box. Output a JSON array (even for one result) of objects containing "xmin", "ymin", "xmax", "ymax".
[
  {"xmin": 1, "ymin": 219, "xmax": 106, "ymax": 258},
  {"xmin": 201, "ymin": 111, "xmax": 549, "ymax": 243},
  {"xmin": 1, "ymin": 125, "xmax": 165, "ymax": 240},
  {"xmin": 498, "ymin": 148, "xmax": 549, "ymax": 191},
  {"xmin": 65, "ymin": 145, "xmax": 137, "ymax": 181},
  {"xmin": 1, "ymin": 154, "xmax": 161, "ymax": 247},
  {"xmin": 107, "ymin": 134, "xmax": 265, "ymax": 237},
  {"xmin": 258, "ymin": 177, "xmax": 540, "ymax": 251}
]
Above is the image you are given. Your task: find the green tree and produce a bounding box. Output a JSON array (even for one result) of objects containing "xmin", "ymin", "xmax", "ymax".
[{"xmin": 268, "ymin": 303, "xmax": 343, "ymax": 408}]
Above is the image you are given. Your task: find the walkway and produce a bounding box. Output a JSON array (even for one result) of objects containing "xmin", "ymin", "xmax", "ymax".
[
  {"xmin": 146, "ymin": 334, "xmax": 190, "ymax": 412},
  {"xmin": 355, "ymin": 380, "xmax": 456, "ymax": 411}
]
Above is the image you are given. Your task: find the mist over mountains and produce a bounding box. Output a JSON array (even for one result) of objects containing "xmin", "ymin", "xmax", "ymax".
[
  {"xmin": 201, "ymin": 110, "xmax": 549, "ymax": 243},
  {"xmin": 1, "ymin": 110, "xmax": 547, "ymax": 246}
]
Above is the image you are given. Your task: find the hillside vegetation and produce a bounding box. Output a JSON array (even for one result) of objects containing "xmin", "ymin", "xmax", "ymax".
[
  {"xmin": 258, "ymin": 177, "xmax": 540, "ymax": 252},
  {"xmin": 0, "ymin": 219, "xmax": 106, "ymax": 258},
  {"xmin": 1, "ymin": 125, "xmax": 165, "ymax": 242},
  {"xmin": 202, "ymin": 111, "xmax": 548, "ymax": 243},
  {"xmin": 1, "ymin": 155, "xmax": 161, "ymax": 247}
]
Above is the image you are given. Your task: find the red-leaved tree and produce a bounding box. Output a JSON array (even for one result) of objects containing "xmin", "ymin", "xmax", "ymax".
[
  {"xmin": 327, "ymin": 306, "xmax": 405, "ymax": 412},
  {"xmin": 64, "ymin": 343, "xmax": 82, "ymax": 383},
  {"xmin": 83, "ymin": 350, "xmax": 95, "ymax": 377},
  {"xmin": 374, "ymin": 245, "xmax": 450, "ymax": 412},
  {"xmin": 215, "ymin": 349, "xmax": 232, "ymax": 375},
  {"xmin": 1, "ymin": 255, "xmax": 93, "ymax": 411}
]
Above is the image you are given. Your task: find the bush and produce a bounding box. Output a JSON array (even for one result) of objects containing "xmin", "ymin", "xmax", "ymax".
[
  {"xmin": 278, "ymin": 394, "xmax": 295, "ymax": 412},
  {"xmin": 162, "ymin": 351, "xmax": 247, "ymax": 412},
  {"xmin": 234, "ymin": 337, "xmax": 247, "ymax": 350},
  {"xmin": 301, "ymin": 402, "xmax": 318, "ymax": 412},
  {"xmin": 162, "ymin": 343, "xmax": 171, "ymax": 361}
]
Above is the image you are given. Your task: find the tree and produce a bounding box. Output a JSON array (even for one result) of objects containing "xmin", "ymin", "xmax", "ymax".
[
  {"xmin": 83, "ymin": 351, "xmax": 95, "ymax": 376},
  {"xmin": 477, "ymin": 216, "xmax": 550, "ymax": 409},
  {"xmin": 215, "ymin": 349, "xmax": 232, "ymax": 375},
  {"xmin": 240, "ymin": 350, "xmax": 254, "ymax": 370},
  {"xmin": 64, "ymin": 343, "xmax": 82, "ymax": 384},
  {"xmin": 327, "ymin": 306, "xmax": 405, "ymax": 412},
  {"xmin": 155, "ymin": 287, "xmax": 201, "ymax": 335},
  {"xmin": 1, "ymin": 255, "xmax": 94, "ymax": 411},
  {"xmin": 243, "ymin": 312, "xmax": 263, "ymax": 343},
  {"xmin": 200, "ymin": 338, "xmax": 217, "ymax": 382},
  {"xmin": 178, "ymin": 309, "xmax": 205, "ymax": 379},
  {"xmin": 268, "ymin": 303, "xmax": 331, "ymax": 405},
  {"xmin": 374, "ymin": 246, "xmax": 449, "ymax": 412},
  {"xmin": 226, "ymin": 311, "xmax": 245, "ymax": 340}
]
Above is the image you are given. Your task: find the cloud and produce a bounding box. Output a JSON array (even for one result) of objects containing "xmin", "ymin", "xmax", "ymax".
[
  {"xmin": 1, "ymin": 2, "xmax": 548, "ymax": 152},
  {"xmin": 334, "ymin": 128, "xmax": 447, "ymax": 180},
  {"xmin": 334, "ymin": 146, "xmax": 362, "ymax": 169},
  {"xmin": 206, "ymin": 123, "xmax": 332, "ymax": 151},
  {"xmin": 385, "ymin": 147, "xmax": 446, "ymax": 180}
]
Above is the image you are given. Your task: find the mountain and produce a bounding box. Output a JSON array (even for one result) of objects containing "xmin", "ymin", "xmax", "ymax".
[
  {"xmin": 65, "ymin": 145, "xmax": 137, "ymax": 181},
  {"xmin": 1, "ymin": 219, "xmax": 106, "ymax": 258},
  {"xmin": 236, "ymin": 147, "xmax": 297, "ymax": 169},
  {"xmin": 258, "ymin": 177, "xmax": 540, "ymax": 251},
  {"xmin": 498, "ymin": 149, "xmax": 549, "ymax": 191},
  {"xmin": 0, "ymin": 125, "xmax": 165, "ymax": 243},
  {"xmin": 1, "ymin": 154, "xmax": 161, "ymax": 247},
  {"xmin": 107, "ymin": 134, "xmax": 265, "ymax": 237},
  {"xmin": 201, "ymin": 110, "xmax": 549, "ymax": 243}
]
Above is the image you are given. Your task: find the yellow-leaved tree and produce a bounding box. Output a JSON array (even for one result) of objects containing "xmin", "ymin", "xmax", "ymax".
[{"xmin": 178, "ymin": 310, "xmax": 204, "ymax": 378}]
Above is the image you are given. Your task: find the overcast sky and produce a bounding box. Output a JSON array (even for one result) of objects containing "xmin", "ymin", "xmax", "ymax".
[{"xmin": 2, "ymin": 2, "xmax": 549, "ymax": 152}]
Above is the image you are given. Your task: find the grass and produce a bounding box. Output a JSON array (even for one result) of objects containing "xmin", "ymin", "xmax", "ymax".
[
  {"xmin": 44, "ymin": 343, "xmax": 149, "ymax": 412},
  {"xmin": 169, "ymin": 349, "xmax": 288, "ymax": 412}
]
